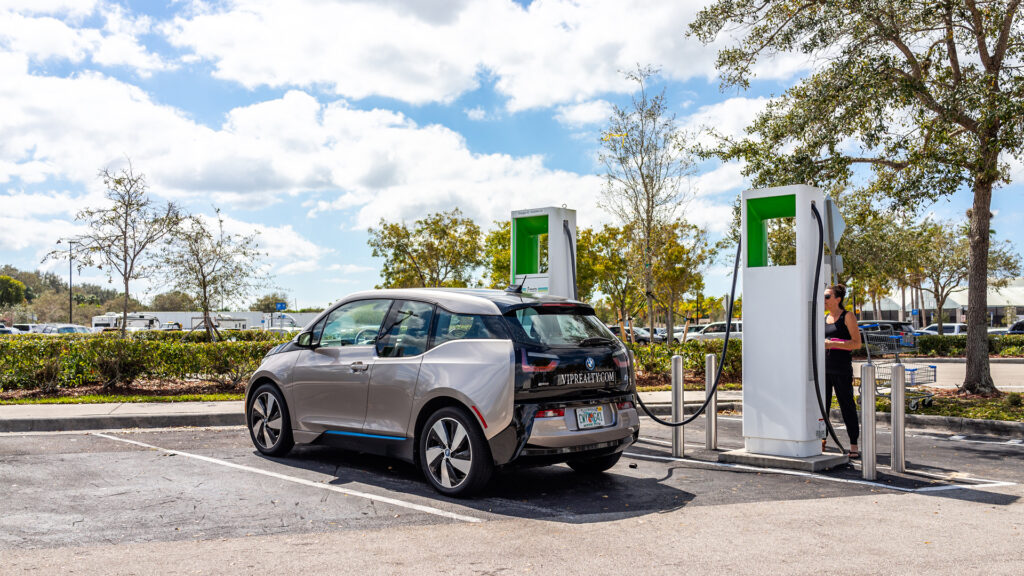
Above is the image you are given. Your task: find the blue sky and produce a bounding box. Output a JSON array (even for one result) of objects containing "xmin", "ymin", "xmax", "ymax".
[{"xmin": 1, "ymin": 0, "xmax": 1021, "ymax": 309}]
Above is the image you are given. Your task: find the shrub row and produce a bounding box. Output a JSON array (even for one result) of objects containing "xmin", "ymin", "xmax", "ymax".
[
  {"xmin": 0, "ymin": 335, "xmax": 285, "ymax": 391},
  {"xmin": 915, "ymin": 334, "xmax": 1024, "ymax": 357},
  {"xmin": 627, "ymin": 339, "xmax": 742, "ymax": 379}
]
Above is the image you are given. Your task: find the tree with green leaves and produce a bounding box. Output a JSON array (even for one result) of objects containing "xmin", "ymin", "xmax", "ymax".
[
  {"xmin": 918, "ymin": 221, "xmax": 1020, "ymax": 335},
  {"xmin": 482, "ymin": 220, "xmax": 512, "ymax": 289},
  {"xmin": 593, "ymin": 224, "xmax": 645, "ymax": 337},
  {"xmin": 600, "ymin": 65, "xmax": 696, "ymax": 340},
  {"xmin": 691, "ymin": 1, "xmax": 1024, "ymax": 394},
  {"xmin": 368, "ymin": 209, "xmax": 483, "ymax": 288},
  {"xmin": 150, "ymin": 291, "xmax": 198, "ymax": 311},
  {"xmin": 160, "ymin": 211, "xmax": 267, "ymax": 340},
  {"xmin": 651, "ymin": 222, "xmax": 714, "ymax": 338},
  {"xmin": 48, "ymin": 165, "xmax": 181, "ymax": 337},
  {"xmin": 0, "ymin": 276, "xmax": 26, "ymax": 307},
  {"xmin": 250, "ymin": 292, "xmax": 290, "ymax": 313}
]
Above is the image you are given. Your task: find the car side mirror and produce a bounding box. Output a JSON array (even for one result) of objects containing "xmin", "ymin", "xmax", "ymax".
[{"xmin": 296, "ymin": 331, "xmax": 316, "ymax": 348}]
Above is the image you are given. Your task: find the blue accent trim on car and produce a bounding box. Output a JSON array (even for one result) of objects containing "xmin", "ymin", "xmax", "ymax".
[{"xmin": 324, "ymin": 430, "xmax": 406, "ymax": 441}]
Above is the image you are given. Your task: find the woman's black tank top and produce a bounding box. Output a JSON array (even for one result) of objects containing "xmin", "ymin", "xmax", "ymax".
[{"xmin": 825, "ymin": 310, "xmax": 853, "ymax": 376}]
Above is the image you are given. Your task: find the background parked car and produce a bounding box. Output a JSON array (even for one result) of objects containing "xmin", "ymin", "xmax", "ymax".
[
  {"xmin": 1007, "ymin": 321, "xmax": 1024, "ymax": 335},
  {"xmin": 685, "ymin": 321, "xmax": 742, "ymax": 341},
  {"xmin": 12, "ymin": 323, "xmax": 39, "ymax": 333},
  {"xmin": 607, "ymin": 325, "xmax": 664, "ymax": 344},
  {"xmin": 0, "ymin": 326, "xmax": 20, "ymax": 335},
  {"xmin": 40, "ymin": 324, "xmax": 92, "ymax": 334},
  {"xmin": 917, "ymin": 323, "xmax": 968, "ymax": 336}
]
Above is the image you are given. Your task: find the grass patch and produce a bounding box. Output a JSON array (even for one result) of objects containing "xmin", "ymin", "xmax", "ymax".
[
  {"xmin": 869, "ymin": 395, "xmax": 1024, "ymax": 422},
  {"xmin": 0, "ymin": 393, "xmax": 243, "ymax": 405}
]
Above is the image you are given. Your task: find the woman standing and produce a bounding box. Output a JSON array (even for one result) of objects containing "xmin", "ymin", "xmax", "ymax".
[{"xmin": 824, "ymin": 284, "xmax": 862, "ymax": 458}]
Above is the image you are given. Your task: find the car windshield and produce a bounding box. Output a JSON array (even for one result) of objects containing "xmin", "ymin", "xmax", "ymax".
[{"xmin": 504, "ymin": 305, "xmax": 616, "ymax": 347}]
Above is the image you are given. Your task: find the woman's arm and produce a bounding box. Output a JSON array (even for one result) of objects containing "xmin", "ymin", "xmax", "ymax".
[{"xmin": 825, "ymin": 312, "xmax": 863, "ymax": 351}]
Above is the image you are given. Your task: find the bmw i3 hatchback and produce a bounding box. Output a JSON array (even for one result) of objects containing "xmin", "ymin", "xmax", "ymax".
[{"xmin": 245, "ymin": 288, "xmax": 640, "ymax": 496}]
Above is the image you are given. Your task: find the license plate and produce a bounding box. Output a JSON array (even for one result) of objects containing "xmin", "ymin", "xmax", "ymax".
[{"xmin": 576, "ymin": 406, "xmax": 606, "ymax": 429}]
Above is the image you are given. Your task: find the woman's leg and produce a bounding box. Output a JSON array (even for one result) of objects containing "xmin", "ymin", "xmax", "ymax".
[{"xmin": 833, "ymin": 373, "xmax": 860, "ymax": 447}]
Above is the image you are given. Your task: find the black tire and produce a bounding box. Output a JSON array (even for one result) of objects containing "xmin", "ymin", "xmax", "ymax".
[
  {"xmin": 247, "ymin": 383, "xmax": 294, "ymax": 456},
  {"xmin": 566, "ymin": 452, "xmax": 623, "ymax": 474},
  {"xmin": 419, "ymin": 406, "xmax": 493, "ymax": 497}
]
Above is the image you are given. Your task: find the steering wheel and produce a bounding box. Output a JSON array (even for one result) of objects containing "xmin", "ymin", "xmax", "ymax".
[{"xmin": 354, "ymin": 328, "xmax": 378, "ymax": 345}]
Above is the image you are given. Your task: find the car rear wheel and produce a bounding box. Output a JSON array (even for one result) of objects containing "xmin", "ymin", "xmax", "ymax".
[
  {"xmin": 419, "ymin": 406, "xmax": 492, "ymax": 497},
  {"xmin": 566, "ymin": 452, "xmax": 622, "ymax": 474},
  {"xmin": 247, "ymin": 384, "xmax": 294, "ymax": 457}
]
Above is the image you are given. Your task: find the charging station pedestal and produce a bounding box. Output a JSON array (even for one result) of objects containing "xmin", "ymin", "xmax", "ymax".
[
  {"xmin": 510, "ymin": 207, "xmax": 577, "ymax": 299},
  {"xmin": 719, "ymin": 185, "xmax": 847, "ymax": 471}
]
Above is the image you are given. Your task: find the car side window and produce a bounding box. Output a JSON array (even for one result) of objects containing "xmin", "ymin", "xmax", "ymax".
[
  {"xmin": 319, "ymin": 299, "xmax": 392, "ymax": 348},
  {"xmin": 431, "ymin": 310, "xmax": 506, "ymax": 347},
  {"xmin": 377, "ymin": 300, "xmax": 434, "ymax": 358}
]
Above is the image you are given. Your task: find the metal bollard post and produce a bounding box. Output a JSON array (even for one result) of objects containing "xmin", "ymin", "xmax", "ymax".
[
  {"xmin": 890, "ymin": 367, "xmax": 905, "ymax": 473},
  {"xmin": 860, "ymin": 363, "xmax": 876, "ymax": 481},
  {"xmin": 671, "ymin": 355, "xmax": 684, "ymax": 458},
  {"xmin": 705, "ymin": 353, "xmax": 718, "ymax": 450}
]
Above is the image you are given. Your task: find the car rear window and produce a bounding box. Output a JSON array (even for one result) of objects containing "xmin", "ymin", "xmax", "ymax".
[
  {"xmin": 431, "ymin": 310, "xmax": 507, "ymax": 347},
  {"xmin": 504, "ymin": 305, "xmax": 616, "ymax": 347}
]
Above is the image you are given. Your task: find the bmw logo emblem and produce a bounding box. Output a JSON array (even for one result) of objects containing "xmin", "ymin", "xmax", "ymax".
[{"xmin": 585, "ymin": 357, "xmax": 596, "ymax": 371}]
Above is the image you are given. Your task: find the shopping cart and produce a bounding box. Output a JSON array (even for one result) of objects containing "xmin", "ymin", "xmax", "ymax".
[{"xmin": 860, "ymin": 326, "xmax": 936, "ymax": 411}]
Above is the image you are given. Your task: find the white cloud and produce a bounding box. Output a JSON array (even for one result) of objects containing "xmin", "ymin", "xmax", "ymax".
[
  {"xmin": 692, "ymin": 162, "xmax": 746, "ymax": 198},
  {"xmin": 163, "ymin": 1, "xmax": 810, "ymax": 111},
  {"xmin": 464, "ymin": 106, "xmax": 487, "ymax": 121},
  {"xmin": 0, "ymin": 58, "xmax": 612, "ymax": 260},
  {"xmin": 554, "ymin": 100, "xmax": 613, "ymax": 128},
  {"xmin": 0, "ymin": 3, "xmax": 171, "ymax": 75},
  {"xmin": 682, "ymin": 96, "xmax": 771, "ymax": 146}
]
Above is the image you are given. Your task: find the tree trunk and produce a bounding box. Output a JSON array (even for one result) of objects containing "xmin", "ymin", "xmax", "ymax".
[
  {"xmin": 667, "ymin": 293, "xmax": 675, "ymax": 345},
  {"xmin": 121, "ymin": 276, "xmax": 129, "ymax": 339},
  {"xmin": 900, "ymin": 286, "xmax": 906, "ymax": 322},
  {"xmin": 963, "ymin": 176, "xmax": 996, "ymax": 395}
]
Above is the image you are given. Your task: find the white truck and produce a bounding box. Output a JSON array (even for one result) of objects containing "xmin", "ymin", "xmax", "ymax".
[{"xmin": 92, "ymin": 313, "xmax": 161, "ymax": 331}]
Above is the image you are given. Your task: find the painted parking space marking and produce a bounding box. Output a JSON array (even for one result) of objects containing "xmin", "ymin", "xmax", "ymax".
[
  {"xmin": 622, "ymin": 451, "xmax": 1017, "ymax": 494},
  {"xmin": 93, "ymin": 433, "xmax": 483, "ymax": 524}
]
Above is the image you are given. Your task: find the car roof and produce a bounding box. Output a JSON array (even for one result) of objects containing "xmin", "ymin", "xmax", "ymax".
[{"xmin": 337, "ymin": 288, "xmax": 589, "ymax": 315}]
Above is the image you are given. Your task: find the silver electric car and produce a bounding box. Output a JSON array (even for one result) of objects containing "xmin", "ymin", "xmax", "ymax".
[{"xmin": 245, "ymin": 288, "xmax": 640, "ymax": 496}]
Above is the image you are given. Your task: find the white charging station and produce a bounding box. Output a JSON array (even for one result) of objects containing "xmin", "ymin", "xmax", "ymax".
[
  {"xmin": 739, "ymin": 185, "xmax": 827, "ymax": 458},
  {"xmin": 510, "ymin": 206, "xmax": 577, "ymax": 299}
]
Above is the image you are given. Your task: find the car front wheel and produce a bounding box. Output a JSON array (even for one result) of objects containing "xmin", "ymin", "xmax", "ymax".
[
  {"xmin": 419, "ymin": 406, "xmax": 493, "ymax": 497},
  {"xmin": 247, "ymin": 383, "xmax": 294, "ymax": 457}
]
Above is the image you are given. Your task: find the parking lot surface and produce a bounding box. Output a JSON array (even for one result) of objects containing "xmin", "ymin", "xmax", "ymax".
[{"xmin": 2, "ymin": 416, "xmax": 1022, "ymax": 575}]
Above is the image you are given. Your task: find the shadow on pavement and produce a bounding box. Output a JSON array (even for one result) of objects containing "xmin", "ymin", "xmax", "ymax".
[{"xmin": 264, "ymin": 444, "xmax": 692, "ymax": 523}]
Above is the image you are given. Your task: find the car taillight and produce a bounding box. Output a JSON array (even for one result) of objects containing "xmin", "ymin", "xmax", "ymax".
[
  {"xmin": 520, "ymin": 349, "xmax": 559, "ymax": 373},
  {"xmin": 616, "ymin": 401, "xmax": 633, "ymax": 410},
  {"xmin": 613, "ymin": 349, "xmax": 630, "ymax": 368},
  {"xmin": 535, "ymin": 408, "xmax": 565, "ymax": 418}
]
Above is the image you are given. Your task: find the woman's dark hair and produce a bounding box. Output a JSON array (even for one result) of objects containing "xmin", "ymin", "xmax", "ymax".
[{"xmin": 827, "ymin": 284, "xmax": 847, "ymax": 307}]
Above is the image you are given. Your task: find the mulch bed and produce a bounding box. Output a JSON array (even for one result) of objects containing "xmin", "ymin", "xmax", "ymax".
[{"xmin": 0, "ymin": 379, "xmax": 245, "ymax": 401}]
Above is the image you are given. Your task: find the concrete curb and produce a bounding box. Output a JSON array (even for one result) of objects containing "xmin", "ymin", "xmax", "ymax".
[
  {"xmin": 858, "ymin": 357, "xmax": 1024, "ymax": 364},
  {"xmin": 0, "ymin": 412, "xmax": 244, "ymax": 433},
  {"xmin": 827, "ymin": 408, "xmax": 1024, "ymax": 437}
]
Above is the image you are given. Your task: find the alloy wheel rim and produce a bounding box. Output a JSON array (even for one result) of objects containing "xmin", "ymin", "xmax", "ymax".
[
  {"xmin": 250, "ymin": 392, "xmax": 282, "ymax": 449},
  {"xmin": 424, "ymin": 417, "xmax": 472, "ymax": 489}
]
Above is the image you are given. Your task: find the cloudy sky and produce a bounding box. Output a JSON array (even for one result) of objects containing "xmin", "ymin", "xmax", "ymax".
[{"xmin": 1, "ymin": 0, "xmax": 1021, "ymax": 309}]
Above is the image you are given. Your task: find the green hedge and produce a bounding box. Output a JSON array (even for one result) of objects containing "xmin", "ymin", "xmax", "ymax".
[
  {"xmin": 915, "ymin": 334, "xmax": 1024, "ymax": 357},
  {"xmin": 627, "ymin": 339, "xmax": 742, "ymax": 379},
  {"xmin": 0, "ymin": 334, "xmax": 286, "ymax": 391}
]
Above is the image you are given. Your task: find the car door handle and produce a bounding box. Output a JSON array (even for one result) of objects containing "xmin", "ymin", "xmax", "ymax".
[{"xmin": 350, "ymin": 362, "xmax": 369, "ymax": 372}]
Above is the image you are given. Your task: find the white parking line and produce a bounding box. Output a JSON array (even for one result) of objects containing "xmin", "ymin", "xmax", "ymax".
[
  {"xmin": 93, "ymin": 433, "xmax": 482, "ymax": 524},
  {"xmin": 622, "ymin": 451, "xmax": 1017, "ymax": 493}
]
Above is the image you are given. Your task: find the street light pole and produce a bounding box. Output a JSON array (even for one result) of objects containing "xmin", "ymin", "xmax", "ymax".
[{"xmin": 68, "ymin": 242, "xmax": 73, "ymax": 324}]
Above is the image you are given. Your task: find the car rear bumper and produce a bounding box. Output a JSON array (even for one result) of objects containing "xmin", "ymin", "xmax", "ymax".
[{"xmin": 486, "ymin": 395, "xmax": 639, "ymax": 466}]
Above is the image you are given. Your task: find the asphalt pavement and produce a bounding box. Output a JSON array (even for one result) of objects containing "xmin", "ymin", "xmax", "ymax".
[{"xmin": 2, "ymin": 413, "xmax": 1021, "ymax": 574}]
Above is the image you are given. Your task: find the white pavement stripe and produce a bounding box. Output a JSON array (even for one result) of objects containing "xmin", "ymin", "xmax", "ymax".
[
  {"xmin": 93, "ymin": 433, "xmax": 482, "ymax": 524},
  {"xmin": 622, "ymin": 451, "xmax": 1016, "ymax": 493}
]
